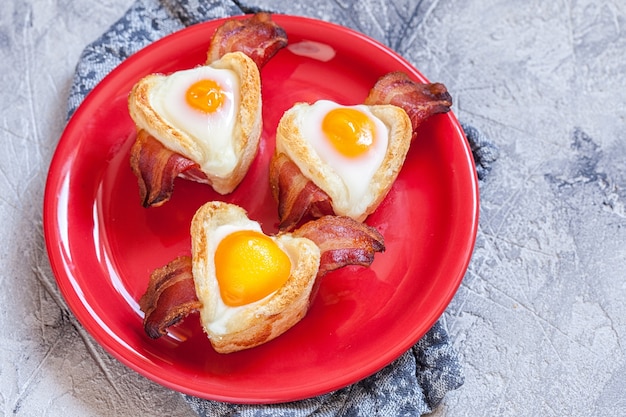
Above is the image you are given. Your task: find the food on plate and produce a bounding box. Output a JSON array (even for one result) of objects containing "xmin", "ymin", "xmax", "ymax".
[
  {"xmin": 128, "ymin": 13, "xmax": 288, "ymax": 207},
  {"xmin": 139, "ymin": 201, "xmax": 385, "ymax": 353},
  {"xmin": 270, "ymin": 101, "xmax": 412, "ymax": 229},
  {"xmin": 129, "ymin": 51, "xmax": 261, "ymax": 201},
  {"xmin": 270, "ymin": 72, "xmax": 453, "ymax": 231},
  {"xmin": 207, "ymin": 12, "xmax": 288, "ymax": 69},
  {"xmin": 364, "ymin": 71, "xmax": 453, "ymax": 142}
]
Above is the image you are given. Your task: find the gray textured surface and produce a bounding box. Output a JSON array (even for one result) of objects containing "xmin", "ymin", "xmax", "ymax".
[{"xmin": 1, "ymin": 0, "xmax": 625, "ymax": 416}]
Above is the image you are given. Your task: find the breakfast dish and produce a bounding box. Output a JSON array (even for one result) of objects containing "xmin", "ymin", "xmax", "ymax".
[
  {"xmin": 139, "ymin": 201, "xmax": 385, "ymax": 353},
  {"xmin": 131, "ymin": 14, "xmax": 391, "ymax": 352},
  {"xmin": 129, "ymin": 51, "xmax": 262, "ymax": 201},
  {"xmin": 270, "ymin": 101, "xmax": 412, "ymax": 229},
  {"xmin": 270, "ymin": 72, "xmax": 453, "ymax": 231},
  {"xmin": 128, "ymin": 13, "xmax": 287, "ymax": 207},
  {"xmin": 43, "ymin": 14, "xmax": 478, "ymax": 402}
]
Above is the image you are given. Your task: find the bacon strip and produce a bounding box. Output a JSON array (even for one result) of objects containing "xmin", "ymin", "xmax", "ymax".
[
  {"xmin": 207, "ymin": 12, "xmax": 288, "ymax": 68},
  {"xmin": 270, "ymin": 153, "xmax": 334, "ymax": 232},
  {"xmin": 293, "ymin": 216, "xmax": 385, "ymax": 278},
  {"xmin": 130, "ymin": 130, "xmax": 204, "ymax": 207},
  {"xmin": 364, "ymin": 71, "xmax": 453, "ymax": 141},
  {"xmin": 139, "ymin": 256, "xmax": 201, "ymax": 339}
]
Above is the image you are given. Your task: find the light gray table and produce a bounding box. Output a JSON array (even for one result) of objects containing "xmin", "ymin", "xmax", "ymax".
[{"xmin": 2, "ymin": 0, "xmax": 625, "ymax": 416}]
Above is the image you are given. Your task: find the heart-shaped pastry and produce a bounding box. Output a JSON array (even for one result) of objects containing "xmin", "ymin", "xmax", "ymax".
[
  {"xmin": 271, "ymin": 100, "xmax": 412, "ymax": 224},
  {"xmin": 190, "ymin": 201, "xmax": 320, "ymax": 353},
  {"xmin": 139, "ymin": 201, "xmax": 386, "ymax": 353},
  {"xmin": 128, "ymin": 51, "xmax": 262, "ymax": 196}
]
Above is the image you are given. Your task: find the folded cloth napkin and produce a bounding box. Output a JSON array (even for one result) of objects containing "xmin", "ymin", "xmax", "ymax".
[{"xmin": 67, "ymin": 0, "xmax": 499, "ymax": 415}]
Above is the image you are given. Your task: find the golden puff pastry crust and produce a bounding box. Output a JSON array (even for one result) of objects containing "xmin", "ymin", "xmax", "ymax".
[
  {"xmin": 274, "ymin": 103, "xmax": 412, "ymax": 222},
  {"xmin": 190, "ymin": 201, "xmax": 321, "ymax": 353},
  {"xmin": 128, "ymin": 51, "xmax": 262, "ymax": 195}
]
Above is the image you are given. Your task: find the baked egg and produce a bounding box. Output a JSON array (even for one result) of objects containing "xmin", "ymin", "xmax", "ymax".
[{"xmin": 190, "ymin": 201, "xmax": 320, "ymax": 353}]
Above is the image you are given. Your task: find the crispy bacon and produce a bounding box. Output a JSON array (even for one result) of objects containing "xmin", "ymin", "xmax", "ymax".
[
  {"xmin": 269, "ymin": 153, "xmax": 334, "ymax": 232},
  {"xmin": 129, "ymin": 130, "xmax": 204, "ymax": 207},
  {"xmin": 138, "ymin": 217, "xmax": 384, "ymax": 339},
  {"xmin": 207, "ymin": 12, "xmax": 288, "ymax": 68},
  {"xmin": 293, "ymin": 216, "xmax": 385, "ymax": 278},
  {"xmin": 139, "ymin": 256, "xmax": 201, "ymax": 339},
  {"xmin": 364, "ymin": 71, "xmax": 453, "ymax": 141}
]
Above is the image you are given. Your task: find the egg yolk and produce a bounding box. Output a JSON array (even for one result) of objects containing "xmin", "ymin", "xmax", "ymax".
[
  {"xmin": 322, "ymin": 107, "xmax": 376, "ymax": 157},
  {"xmin": 185, "ymin": 79, "xmax": 225, "ymax": 113},
  {"xmin": 214, "ymin": 230, "xmax": 292, "ymax": 307}
]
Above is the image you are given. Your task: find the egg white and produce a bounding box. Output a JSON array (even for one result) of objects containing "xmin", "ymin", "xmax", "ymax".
[
  {"xmin": 298, "ymin": 100, "xmax": 389, "ymax": 218},
  {"xmin": 148, "ymin": 65, "xmax": 241, "ymax": 177}
]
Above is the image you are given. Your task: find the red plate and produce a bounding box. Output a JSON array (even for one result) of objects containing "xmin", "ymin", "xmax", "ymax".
[{"xmin": 43, "ymin": 15, "xmax": 478, "ymax": 403}]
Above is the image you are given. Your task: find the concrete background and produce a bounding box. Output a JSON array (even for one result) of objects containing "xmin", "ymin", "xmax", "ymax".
[{"xmin": 1, "ymin": 0, "xmax": 625, "ymax": 415}]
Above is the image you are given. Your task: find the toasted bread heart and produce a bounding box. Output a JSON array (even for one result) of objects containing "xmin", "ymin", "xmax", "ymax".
[
  {"xmin": 273, "ymin": 100, "xmax": 412, "ymax": 222},
  {"xmin": 139, "ymin": 200, "xmax": 386, "ymax": 352},
  {"xmin": 191, "ymin": 201, "xmax": 321, "ymax": 353},
  {"xmin": 128, "ymin": 51, "xmax": 262, "ymax": 194}
]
